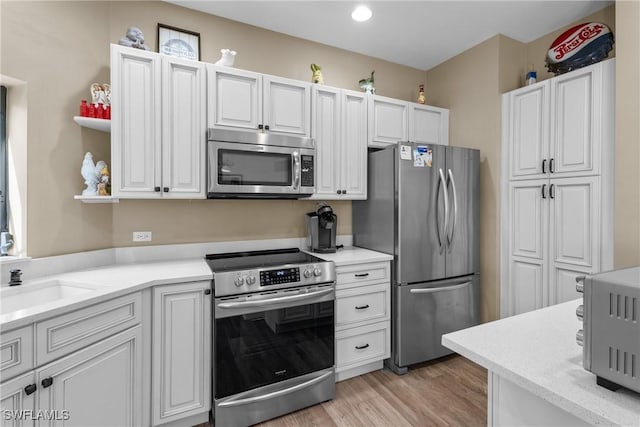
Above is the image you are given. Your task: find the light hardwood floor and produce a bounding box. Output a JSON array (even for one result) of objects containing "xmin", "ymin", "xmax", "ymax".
[{"xmin": 204, "ymin": 355, "xmax": 487, "ymax": 427}]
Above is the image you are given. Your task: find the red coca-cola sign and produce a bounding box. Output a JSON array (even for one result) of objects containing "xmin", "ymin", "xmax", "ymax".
[{"xmin": 545, "ymin": 22, "xmax": 614, "ymax": 75}]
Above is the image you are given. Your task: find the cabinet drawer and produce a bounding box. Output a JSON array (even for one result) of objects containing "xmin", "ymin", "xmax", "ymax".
[
  {"xmin": 335, "ymin": 321, "xmax": 390, "ymax": 371},
  {"xmin": 0, "ymin": 325, "xmax": 34, "ymax": 380},
  {"xmin": 336, "ymin": 262, "xmax": 390, "ymax": 287},
  {"xmin": 36, "ymin": 292, "xmax": 142, "ymax": 365},
  {"xmin": 336, "ymin": 283, "xmax": 389, "ymax": 328}
]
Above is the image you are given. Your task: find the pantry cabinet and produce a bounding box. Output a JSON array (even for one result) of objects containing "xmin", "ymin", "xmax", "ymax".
[
  {"xmin": 152, "ymin": 282, "xmax": 211, "ymax": 426},
  {"xmin": 501, "ymin": 59, "xmax": 614, "ymax": 317},
  {"xmin": 111, "ymin": 44, "xmax": 206, "ymax": 199},
  {"xmin": 311, "ymin": 86, "xmax": 367, "ymax": 200},
  {"xmin": 369, "ymin": 95, "xmax": 449, "ymax": 148},
  {"xmin": 207, "ymin": 65, "xmax": 311, "ymax": 137}
]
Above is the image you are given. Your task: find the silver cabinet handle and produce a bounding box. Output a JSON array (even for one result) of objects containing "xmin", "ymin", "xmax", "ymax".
[
  {"xmin": 293, "ymin": 151, "xmax": 301, "ymax": 190},
  {"xmin": 446, "ymin": 168, "xmax": 458, "ymax": 253},
  {"xmin": 437, "ymin": 168, "xmax": 449, "ymax": 254},
  {"xmin": 410, "ymin": 281, "xmax": 471, "ymax": 294},
  {"xmin": 218, "ymin": 288, "xmax": 333, "ymax": 309},
  {"xmin": 218, "ymin": 371, "xmax": 333, "ymax": 408}
]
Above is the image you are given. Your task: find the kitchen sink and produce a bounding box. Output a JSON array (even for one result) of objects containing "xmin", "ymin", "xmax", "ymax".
[{"xmin": 0, "ymin": 280, "xmax": 97, "ymax": 315}]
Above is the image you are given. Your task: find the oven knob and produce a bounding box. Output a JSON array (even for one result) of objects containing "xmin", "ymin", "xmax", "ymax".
[
  {"xmin": 313, "ymin": 268, "xmax": 322, "ymax": 277},
  {"xmin": 576, "ymin": 304, "xmax": 584, "ymax": 321},
  {"xmin": 304, "ymin": 269, "xmax": 312, "ymax": 278},
  {"xmin": 576, "ymin": 276, "xmax": 585, "ymax": 293},
  {"xmin": 576, "ymin": 329, "xmax": 584, "ymax": 347},
  {"xmin": 246, "ymin": 276, "xmax": 256, "ymax": 285},
  {"xmin": 234, "ymin": 277, "xmax": 245, "ymax": 287}
]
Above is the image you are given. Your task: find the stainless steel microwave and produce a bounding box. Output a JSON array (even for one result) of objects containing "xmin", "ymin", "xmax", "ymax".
[{"xmin": 207, "ymin": 129, "xmax": 315, "ymax": 198}]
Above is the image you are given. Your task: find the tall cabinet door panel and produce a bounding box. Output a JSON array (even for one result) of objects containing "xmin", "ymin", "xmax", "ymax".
[
  {"xmin": 409, "ymin": 104, "xmax": 449, "ymax": 146},
  {"xmin": 263, "ymin": 76, "xmax": 311, "ymax": 137},
  {"xmin": 550, "ymin": 265, "xmax": 590, "ymax": 305},
  {"xmin": 311, "ymin": 87, "xmax": 341, "ymax": 197},
  {"xmin": 162, "ymin": 57, "xmax": 206, "ymax": 198},
  {"xmin": 111, "ymin": 45, "xmax": 162, "ymax": 198},
  {"xmin": 508, "ymin": 82, "xmax": 549, "ymax": 180},
  {"xmin": 549, "ymin": 176, "xmax": 599, "ymax": 268},
  {"xmin": 152, "ymin": 282, "xmax": 211, "ymax": 426},
  {"xmin": 551, "ymin": 66, "xmax": 599, "ymax": 176},
  {"xmin": 36, "ymin": 326, "xmax": 142, "ymax": 427},
  {"xmin": 509, "ymin": 180, "xmax": 548, "ymax": 260},
  {"xmin": 340, "ymin": 90, "xmax": 367, "ymax": 199},
  {"xmin": 368, "ymin": 96, "xmax": 408, "ymax": 147},
  {"xmin": 509, "ymin": 258, "xmax": 545, "ymax": 315},
  {"xmin": 0, "ymin": 371, "xmax": 36, "ymax": 427},
  {"xmin": 208, "ymin": 66, "xmax": 262, "ymax": 131}
]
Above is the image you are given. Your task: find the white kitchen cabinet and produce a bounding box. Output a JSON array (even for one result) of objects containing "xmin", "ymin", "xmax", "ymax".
[
  {"xmin": 311, "ymin": 86, "xmax": 367, "ymax": 200},
  {"xmin": 334, "ymin": 261, "xmax": 390, "ymax": 381},
  {"xmin": 208, "ymin": 65, "xmax": 311, "ymax": 137},
  {"xmin": 36, "ymin": 326, "xmax": 143, "ymax": 427},
  {"xmin": 501, "ymin": 60, "xmax": 614, "ymax": 317},
  {"xmin": 0, "ymin": 371, "xmax": 36, "ymax": 427},
  {"xmin": 369, "ymin": 95, "xmax": 449, "ymax": 148},
  {"xmin": 152, "ymin": 281, "xmax": 210, "ymax": 426},
  {"xmin": 111, "ymin": 44, "xmax": 206, "ymax": 199},
  {"xmin": 507, "ymin": 59, "xmax": 614, "ymax": 181}
]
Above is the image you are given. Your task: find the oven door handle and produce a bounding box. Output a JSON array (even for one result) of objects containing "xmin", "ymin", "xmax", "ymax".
[
  {"xmin": 217, "ymin": 288, "xmax": 333, "ymax": 309},
  {"xmin": 217, "ymin": 370, "xmax": 333, "ymax": 408}
]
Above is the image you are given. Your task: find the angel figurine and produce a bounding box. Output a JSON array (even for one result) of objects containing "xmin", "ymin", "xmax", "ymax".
[{"xmin": 90, "ymin": 83, "xmax": 106, "ymax": 107}]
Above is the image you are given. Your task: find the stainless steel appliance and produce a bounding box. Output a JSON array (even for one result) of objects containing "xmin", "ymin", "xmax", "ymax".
[
  {"xmin": 576, "ymin": 267, "xmax": 640, "ymax": 393},
  {"xmin": 206, "ymin": 248, "xmax": 335, "ymax": 426},
  {"xmin": 305, "ymin": 203, "xmax": 338, "ymax": 253},
  {"xmin": 207, "ymin": 129, "xmax": 315, "ymax": 198},
  {"xmin": 353, "ymin": 142, "xmax": 480, "ymax": 374}
]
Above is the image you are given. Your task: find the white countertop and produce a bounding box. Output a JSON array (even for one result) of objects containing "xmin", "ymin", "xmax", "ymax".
[
  {"xmin": 0, "ymin": 245, "xmax": 391, "ymax": 331},
  {"xmin": 309, "ymin": 246, "xmax": 393, "ymax": 266},
  {"xmin": 443, "ymin": 300, "xmax": 640, "ymax": 426}
]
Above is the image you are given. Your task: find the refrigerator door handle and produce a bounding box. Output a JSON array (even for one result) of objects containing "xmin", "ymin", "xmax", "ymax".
[
  {"xmin": 410, "ymin": 281, "xmax": 472, "ymax": 294},
  {"xmin": 446, "ymin": 169, "xmax": 458, "ymax": 252},
  {"xmin": 437, "ymin": 168, "xmax": 449, "ymax": 254}
]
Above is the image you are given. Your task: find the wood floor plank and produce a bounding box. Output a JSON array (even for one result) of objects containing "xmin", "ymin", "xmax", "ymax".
[{"xmin": 205, "ymin": 355, "xmax": 487, "ymax": 427}]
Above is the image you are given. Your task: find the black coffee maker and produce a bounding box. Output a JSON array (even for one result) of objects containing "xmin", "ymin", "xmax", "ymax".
[{"xmin": 305, "ymin": 203, "xmax": 337, "ymax": 253}]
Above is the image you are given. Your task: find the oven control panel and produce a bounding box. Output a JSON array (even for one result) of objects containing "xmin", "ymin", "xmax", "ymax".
[{"xmin": 260, "ymin": 267, "xmax": 301, "ymax": 286}]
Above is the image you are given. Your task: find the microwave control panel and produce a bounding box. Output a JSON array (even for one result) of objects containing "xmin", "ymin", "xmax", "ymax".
[{"xmin": 301, "ymin": 155, "xmax": 314, "ymax": 187}]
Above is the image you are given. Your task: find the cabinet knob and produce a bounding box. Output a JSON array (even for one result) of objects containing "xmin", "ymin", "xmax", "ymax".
[
  {"xmin": 336, "ymin": 190, "xmax": 341, "ymax": 194},
  {"xmin": 264, "ymin": 125, "xmax": 270, "ymax": 131},
  {"xmin": 549, "ymin": 158, "xmax": 555, "ymax": 173},
  {"xmin": 204, "ymin": 289, "xmax": 211, "ymax": 295},
  {"xmin": 41, "ymin": 377, "xmax": 53, "ymax": 388},
  {"xmin": 154, "ymin": 186, "xmax": 161, "ymax": 192},
  {"xmin": 24, "ymin": 384, "xmax": 37, "ymax": 396},
  {"xmin": 342, "ymin": 190, "xmax": 347, "ymax": 194},
  {"xmin": 258, "ymin": 124, "xmax": 263, "ymax": 130},
  {"xmin": 542, "ymin": 159, "xmax": 547, "ymax": 174},
  {"xmin": 354, "ymin": 273, "xmax": 369, "ymax": 278},
  {"xmin": 541, "ymin": 184, "xmax": 546, "ymax": 199},
  {"xmin": 355, "ymin": 343, "xmax": 370, "ymax": 350},
  {"xmin": 549, "ymin": 184, "xmax": 555, "ymax": 199},
  {"xmin": 355, "ymin": 304, "xmax": 370, "ymax": 310},
  {"xmin": 163, "ymin": 187, "xmax": 169, "ymax": 193}
]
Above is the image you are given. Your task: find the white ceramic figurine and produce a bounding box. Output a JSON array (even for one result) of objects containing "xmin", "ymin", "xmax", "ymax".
[{"xmin": 215, "ymin": 49, "xmax": 236, "ymax": 67}]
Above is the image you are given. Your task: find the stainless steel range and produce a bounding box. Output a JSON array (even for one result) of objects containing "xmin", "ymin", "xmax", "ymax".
[{"xmin": 205, "ymin": 248, "xmax": 335, "ymax": 427}]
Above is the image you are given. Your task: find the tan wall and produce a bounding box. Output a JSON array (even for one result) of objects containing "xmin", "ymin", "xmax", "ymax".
[
  {"xmin": 614, "ymin": 0, "xmax": 640, "ymax": 267},
  {"xmin": 1, "ymin": 1, "xmax": 426, "ymax": 257}
]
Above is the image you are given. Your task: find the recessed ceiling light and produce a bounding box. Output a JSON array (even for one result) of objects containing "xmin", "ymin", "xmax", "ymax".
[{"xmin": 351, "ymin": 5, "xmax": 372, "ymax": 22}]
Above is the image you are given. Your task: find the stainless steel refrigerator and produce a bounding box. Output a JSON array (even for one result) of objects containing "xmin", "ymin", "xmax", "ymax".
[{"xmin": 353, "ymin": 142, "xmax": 480, "ymax": 374}]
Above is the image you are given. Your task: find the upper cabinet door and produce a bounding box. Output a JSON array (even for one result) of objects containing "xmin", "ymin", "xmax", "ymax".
[
  {"xmin": 550, "ymin": 65, "xmax": 600, "ymax": 177},
  {"xmin": 340, "ymin": 90, "xmax": 368, "ymax": 199},
  {"xmin": 111, "ymin": 45, "xmax": 162, "ymax": 198},
  {"xmin": 508, "ymin": 81, "xmax": 550, "ymax": 180},
  {"xmin": 409, "ymin": 104, "xmax": 449, "ymax": 146},
  {"xmin": 162, "ymin": 57, "xmax": 206, "ymax": 198},
  {"xmin": 368, "ymin": 95, "xmax": 408, "ymax": 147},
  {"xmin": 208, "ymin": 65, "xmax": 262, "ymax": 131},
  {"xmin": 311, "ymin": 86, "xmax": 341, "ymax": 198},
  {"xmin": 263, "ymin": 75, "xmax": 311, "ymax": 137}
]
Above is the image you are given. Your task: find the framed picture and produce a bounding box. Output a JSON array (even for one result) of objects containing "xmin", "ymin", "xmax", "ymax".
[{"xmin": 157, "ymin": 23, "xmax": 200, "ymax": 61}]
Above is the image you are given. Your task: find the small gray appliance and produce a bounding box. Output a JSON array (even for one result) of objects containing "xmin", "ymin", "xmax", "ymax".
[
  {"xmin": 305, "ymin": 203, "xmax": 338, "ymax": 253},
  {"xmin": 576, "ymin": 267, "xmax": 640, "ymax": 394}
]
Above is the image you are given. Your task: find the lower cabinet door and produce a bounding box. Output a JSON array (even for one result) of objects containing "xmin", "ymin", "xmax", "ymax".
[
  {"xmin": 35, "ymin": 326, "xmax": 142, "ymax": 427},
  {"xmin": 152, "ymin": 282, "xmax": 211, "ymax": 426},
  {"xmin": 0, "ymin": 371, "xmax": 36, "ymax": 427},
  {"xmin": 509, "ymin": 257, "xmax": 545, "ymax": 315}
]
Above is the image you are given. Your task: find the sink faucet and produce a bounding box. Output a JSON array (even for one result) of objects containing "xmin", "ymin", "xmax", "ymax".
[{"xmin": 8, "ymin": 269, "xmax": 22, "ymax": 286}]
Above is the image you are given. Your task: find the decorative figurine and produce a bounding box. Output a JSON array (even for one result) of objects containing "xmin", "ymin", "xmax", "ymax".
[
  {"xmin": 417, "ymin": 84, "xmax": 426, "ymax": 104},
  {"xmin": 90, "ymin": 83, "xmax": 106, "ymax": 107},
  {"xmin": 96, "ymin": 161, "xmax": 111, "ymax": 196},
  {"xmin": 214, "ymin": 49, "xmax": 236, "ymax": 67},
  {"xmin": 81, "ymin": 152, "xmax": 99, "ymax": 196},
  {"xmin": 359, "ymin": 70, "xmax": 375, "ymax": 94},
  {"xmin": 118, "ymin": 26, "xmax": 149, "ymax": 50},
  {"xmin": 310, "ymin": 64, "xmax": 324, "ymax": 84}
]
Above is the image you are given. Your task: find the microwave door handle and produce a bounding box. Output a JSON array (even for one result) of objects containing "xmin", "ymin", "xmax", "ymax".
[
  {"xmin": 293, "ymin": 151, "xmax": 301, "ymax": 190},
  {"xmin": 217, "ymin": 288, "xmax": 333, "ymax": 309}
]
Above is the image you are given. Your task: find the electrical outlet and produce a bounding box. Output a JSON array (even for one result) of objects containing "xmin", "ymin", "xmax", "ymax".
[{"xmin": 132, "ymin": 231, "xmax": 152, "ymax": 242}]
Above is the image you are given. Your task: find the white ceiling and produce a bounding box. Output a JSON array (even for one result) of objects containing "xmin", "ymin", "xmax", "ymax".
[{"xmin": 165, "ymin": 0, "xmax": 612, "ymax": 70}]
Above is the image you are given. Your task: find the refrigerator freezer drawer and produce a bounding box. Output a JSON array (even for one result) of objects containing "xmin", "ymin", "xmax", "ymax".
[{"xmin": 395, "ymin": 274, "xmax": 480, "ymax": 367}]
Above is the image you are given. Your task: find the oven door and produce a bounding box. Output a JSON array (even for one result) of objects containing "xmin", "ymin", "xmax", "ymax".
[
  {"xmin": 214, "ymin": 284, "xmax": 334, "ymax": 400},
  {"xmin": 207, "ymin": 140, "xmax": 314, "ymax": 198}
]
